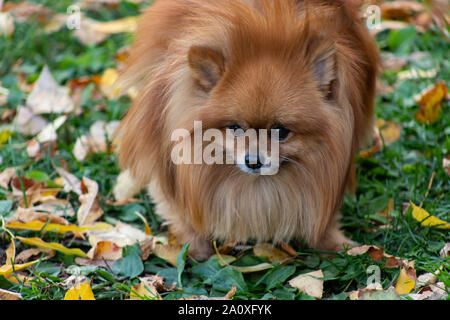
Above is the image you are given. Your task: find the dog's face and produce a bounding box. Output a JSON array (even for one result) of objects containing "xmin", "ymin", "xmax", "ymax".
[
  {"xmin": 117, "ymin": 0, "xmax": 379, "ymax": 245},
  {"xmin": 193, "ymin": 47, "xmax": 352, "ymax": 179}
]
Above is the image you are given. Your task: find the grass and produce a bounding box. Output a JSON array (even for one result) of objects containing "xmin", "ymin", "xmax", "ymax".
[{"xmin": 0, "ymin": 0, "xmax": 449, "ymax": 300}]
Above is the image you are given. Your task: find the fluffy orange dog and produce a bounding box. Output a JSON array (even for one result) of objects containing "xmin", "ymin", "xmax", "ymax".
[{"xmin": 114, "ymin": 0, "xmax": 379, "ymax": 259}]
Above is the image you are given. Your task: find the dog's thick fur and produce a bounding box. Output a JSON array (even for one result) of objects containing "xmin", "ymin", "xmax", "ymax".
[{"xmin": 114, "ymin": 0, "xmax": 379, "ymax": 259}]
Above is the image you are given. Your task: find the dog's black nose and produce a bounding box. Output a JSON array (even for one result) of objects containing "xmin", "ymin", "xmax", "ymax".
[{"xmin": 245, "ymin": 153, "xmax": 263, "ymax": 170}]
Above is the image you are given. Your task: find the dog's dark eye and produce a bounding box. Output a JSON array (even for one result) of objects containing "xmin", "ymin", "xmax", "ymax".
[
  {"xmin": 272, "ymin": 126, "xmax": 291, "ymax": 141},
  {"xmin": 227, "ymin": 124, "xmax": 242, "ymax": 131},
  {"xmin": 227, "ymin": 124, "xmax": 245, "ymax": 137}
]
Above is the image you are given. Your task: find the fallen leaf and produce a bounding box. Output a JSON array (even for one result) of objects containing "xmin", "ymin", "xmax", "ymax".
[
  {"xmin": 73, "ymin": 16, "xmax": 109, "ymax": 45},
  {"xmin": 35, "ymin": 115, "xmax": 67, "ymax": 144},
  {"xmin": 130, "ymin": 276, "xmax": 164, "ymax": 300},
  {"xmin": 0, "ymin": 288, "xmax": 22, "ymax": 300},
  {"xmin": 64, "ymin": 281, "xmax": 95, "ymax": 300},
  {"xmin": 13, "ymin": 106, "xmax": 48, "ymax": 136},
  {"xmin": 253, "ymin": 243, "xmax": 291, "ymax": 263},
  {"xmin": 16, "ymin": 236, "xmax": 88, "ymax": 258},
  {"xmin": 15, "ymin": 248, "xmax": 55, "ymax": 264},
  {"xmin": 53, "ymin": 166, "xmax": 82, "ymax": 195},
  {"xmin": 359, "ymin": 126, "xmax": 382, "ymax": 158},
  {"xmin": 0, "ymin": 12, "xmax": 15, "ymax": 37},
  {"xmin": 92, "ymin": 16, "xmax": 139, "ymax": 34},
  {"xmin": 233, "ymin": 263, "xmax": 274, "ymax": 274},
  {"xmin": 77, "ymin": 177, "xmax": 103, "ymax": 226},
  {"xmin": 26, "ymin": 65, "xmax": 74, "ymax": 114},
  {"xmin": 153, "ymin": 244, "xmax": 182, "ymax": 267},
  {"xmin": 0, "ymin": 259, "xmax": 40, "ymax": 278},
  {"xmin": 0, "ymin": 129, "xmax": 12, "ymax": 147},
  {"xmin": 9, "ymin": 206, "xmax": 69, "ymax": 225},
  {"xmin": 410, "ymin": 202, "xmax": 450, "ymax": 229},
  {"xmin": 444, "ymin": 157, "xmax": 450, "ymax": 176},
  {"xmin": 87, "ymin": 240, "xmax": 122, "ymax": 260},
  {"xmin": 72, "ymin": 121, "xmax": 120, "ymax": 161},
  {"xmin": 396, "ymin": 267, "xmax": 416, "ymax": 294},
  {"xmin": 349, "ymin": 286, "xmax": 400, "ymax": 300},
  {"xmin": 380, "ymin": 1, "xmax": 425, "ymax": 21},
  {"xmin": 0, "ymin": 167, "xmax": 16, "ymax": 189},
  {"xmin": 3, "ymin": 1, "xmax": 53, "ymax": 23},
  {"xmin": 376, "ymin": 119, "xmax": 401, "ymax": 146},
  {"xmin": 414, "ymin": 81, "xmax": 447, "ymax": 124},
  {"xmin": 288, "ymin": 270, "xmax": 324, "ymax": 299},
  {"xmin": 100, "ymin": 68, "xmax": 120, "ymax": 99},
  {"xmin": 440, "ymin": 243, "xmax": 449, "ymax": 258},
  {"xmin": 5, "ymin": 239, "xmax": 15, "ymax": 265},
  {"xmin": 6, "ymin": 220, "xmax": 111, "ymax": 235}
]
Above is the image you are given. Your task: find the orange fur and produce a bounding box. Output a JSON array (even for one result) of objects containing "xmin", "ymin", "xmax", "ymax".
[{"xmin": 115, "ymin": 0, "xmax": 379, "ymax": 259}]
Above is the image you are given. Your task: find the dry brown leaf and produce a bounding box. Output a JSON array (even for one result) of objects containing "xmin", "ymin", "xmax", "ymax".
[
  {"xmin": 9, "ymin": 207, "xmax": 69, "ymax": 225},
  {"xmin": 349, "ymin": 285, "xmax": 399, "ymax": 300},
  {"xmin": 15, "ymin": 248, "xmax": 56, "ymax": 264},
  {"xmin": 14, "ymin": 106, "xmax": 48, "ymax": 136},
  {"xmin": 443, "ymin": 157, "xmax": 450, "ymax": 176},
  {"xmin": 3, "ymin": 1, "xmax": 53, "ymax": 23},
  {"xmin": 33, "ymin": 199, "xmax": 75, "ymax": 218},
  {"xmin": 73, "ymin": 16, "xmax": 109, "ymax": 46},
  {"xmin": 73, "ymin": 120, "xmax": 120, "ymax": 161},
  {"xmin": 0, "ymin": 167, "xmax": 16, "ymax": 189},
  {"xmin": 288, "ymin": 270, "xmax": 324, "ymax": 299},
  {"xmin": 36, "ymin": 115, "xmax": 67, "ymax": 143},
  {"xmin": 130, "ymin": 275, "xmax": 170, "ymax": 300},
  {"xmin": 0, "ymin": 288, "xmax": 22, "ymax": 300},
  {"xmin": 77, "ymin": 177, "xmax": 103, "ymax": 226},
  {"xmin": 253, "ymin": 243, "xmax": 291, "ymax": 263},
  {"xmin": 26, "ymin": 66, "xmax": 74, "ymax": 114},
  {"xmin": 53, "ymin": 166, "xmax": 82, "ymax": 195},
  {"xmin": 440, "ymin": 243, "xmax": 449, "ymax": 258},
  {"xmin": 181, "ymin": 285, "xmax": 237, "ymax": 300},
  {"xmin": 26, "ymin": 139, "xmax": 58, "ymax": 160},
  {"xmin": 380, "ymin": 1, "xmax": 425, "ymax": 20}
]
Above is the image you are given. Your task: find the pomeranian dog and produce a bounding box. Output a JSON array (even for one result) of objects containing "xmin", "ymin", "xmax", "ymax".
[{"xmin": 114, "ymin": 0, "xmax": 379, "ymax": 259}]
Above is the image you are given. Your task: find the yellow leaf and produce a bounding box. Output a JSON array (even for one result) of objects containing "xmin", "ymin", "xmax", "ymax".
[
  {"xmin": 100, "ymin": 68, "xmax": 120, "ymax": 99},
  {"xmin": 0, "ymin": 260, "xmax": 40, "ymax": 278},
  {"xmin": 6, "ymin": 240, "xmax": 15, "ymax": 265},
  {"xmin": 410, "ymin": 202, "xmax": 450, "ymax": 229},
  {"xmin": 153, "ymin": 244, "xmax": 181, "ymax": 267},
  {"xmin": 0, "ymin": 130, "xmax": 13, "ymax": 147},
  {"xmin": 414, "ymin": 81, "xmax": 447, "ymax": 124},
  {"xmin": 16, "ymin": 236, "xmax": 88, "ymax": 258},
  {"xmin": 253, "ymin": 243, "xmax": 290, "ymax": 263},
  {"xmin": 64, "ymin": 281, "xmax": 95, "ymax": 300},
  {"xmin": 395, "ymin": 268, "xmax": 415, "ymax": 294},
  {"xmin": 233, "ymin": 263, "xmax": 274, "ymax": 274},
  {"xmin": 376, "ymin": 119, "xmax": 401, "ymax": 146},
  {"xmin": 92, "ymin": 16, "xmax": 139, "ymax": 34},
  {"xmin": 6, "ymin": 220, "xmax": 112, "ymax": 234}
]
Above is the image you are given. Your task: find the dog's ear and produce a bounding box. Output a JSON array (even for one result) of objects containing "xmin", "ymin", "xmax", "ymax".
[
  {"xmin": 188, "ymin": 46, "xmax": 225, "ymax": 92},
  {"xmin": 313, "ymin": 49, "xmax": 336, "ymax": 95}
]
